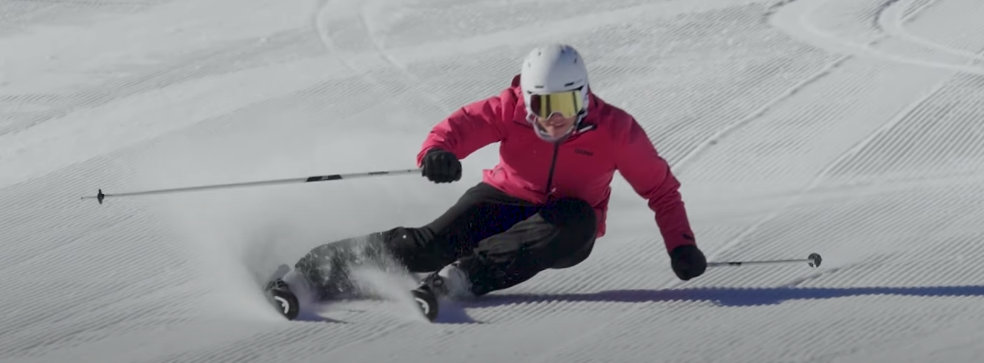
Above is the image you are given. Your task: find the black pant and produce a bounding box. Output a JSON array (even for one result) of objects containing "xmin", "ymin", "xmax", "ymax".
[{"xmin": 293, "ymin": 183, "xmax": 597, "ymax": 298}]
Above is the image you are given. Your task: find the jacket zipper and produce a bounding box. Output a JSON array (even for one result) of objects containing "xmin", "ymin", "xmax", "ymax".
[{"xmin": 543, "ymin": 141, "xmax": 560, "ymax": 200}]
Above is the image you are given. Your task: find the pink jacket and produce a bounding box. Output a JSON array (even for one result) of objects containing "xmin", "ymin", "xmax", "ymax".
[{"xmin": 416, "ymin": 75, "xmax": 696, "ymax": 253}]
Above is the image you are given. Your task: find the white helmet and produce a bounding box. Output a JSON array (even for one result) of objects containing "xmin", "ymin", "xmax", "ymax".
[{"xmin": 520, "ymin": 44, "xmax": 590, "ymax": 142}]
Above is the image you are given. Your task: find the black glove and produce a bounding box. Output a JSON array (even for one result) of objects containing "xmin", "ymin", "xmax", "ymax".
[
  {"xmin": 669, "ymin": 244, "xmax": 706, "ymax": 281},
  {"xmin": 421, "ymin": 148, "xmax": 461, "ymax": 183}
]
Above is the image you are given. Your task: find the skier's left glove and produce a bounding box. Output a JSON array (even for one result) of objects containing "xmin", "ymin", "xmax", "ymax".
[{"xmin": 669, "ymin": 244, "xmax": 706, "ymax": 281}]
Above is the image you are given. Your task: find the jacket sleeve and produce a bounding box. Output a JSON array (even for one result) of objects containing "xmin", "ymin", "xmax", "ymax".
[
  {"xmin": 614, "ymin": 117, "xmax": 696, "ymax": 254},
  {"xmin": 416, "ymin": 95, "xmax": 507, "ymax": 165}
]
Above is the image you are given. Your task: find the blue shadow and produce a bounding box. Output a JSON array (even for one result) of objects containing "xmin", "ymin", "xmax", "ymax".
[{"xmin": 461, "ymin": 285, "xmax": 984, "ymax": 308}]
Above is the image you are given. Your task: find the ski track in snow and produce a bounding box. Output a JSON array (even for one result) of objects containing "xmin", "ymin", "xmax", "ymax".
[{"xmin": 4, "ymin": 0, "xmax": 984, "ymax": 361}]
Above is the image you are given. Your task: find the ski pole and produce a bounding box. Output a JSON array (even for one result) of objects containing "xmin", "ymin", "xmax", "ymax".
[
  {"xmin": 81, "ymin": 168, "xmax": 422, "ymax": 204},
  {"xmin": 707, "ymin": 253, "xmax": 822, "ymax": 268}
]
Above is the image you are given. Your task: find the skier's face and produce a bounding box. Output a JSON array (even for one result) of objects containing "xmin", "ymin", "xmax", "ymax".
[{"xmin": 535, "ymin": 113, "xmax": 577, "ymax": 139}]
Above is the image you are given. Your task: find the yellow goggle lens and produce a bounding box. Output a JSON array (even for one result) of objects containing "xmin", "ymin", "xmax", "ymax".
[{"xmin": 530, "ymin": 90, "xmax": 584, "ymax": 118}]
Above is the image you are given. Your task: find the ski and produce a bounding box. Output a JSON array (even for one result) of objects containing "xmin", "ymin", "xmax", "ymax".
[
  {"xmin": 262, "ymin": 270, "xmax": 440, "ymax": 323},
  {"xmin": 263, "ymin": 287, "xmax": 438, "ymax": 322}
]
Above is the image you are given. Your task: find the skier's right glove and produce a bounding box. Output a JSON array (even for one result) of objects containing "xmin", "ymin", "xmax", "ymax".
[{"xmin": 421, "ymin": 148, "xmax": 462, "ymax": 183}]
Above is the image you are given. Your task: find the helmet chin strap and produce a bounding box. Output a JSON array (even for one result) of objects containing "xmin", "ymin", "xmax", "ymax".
[{"xmin": 526, "ymin": 112, "xmax": 585, "ymax": 143}]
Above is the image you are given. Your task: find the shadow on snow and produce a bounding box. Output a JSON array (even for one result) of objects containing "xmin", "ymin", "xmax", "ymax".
[
  {"xmin": 467, "ymin": 285, "xmax": 984, "ymax": 308},
  {"xmin": 285, "ymin": 285, "xmax": 984, "ymax": 324}
]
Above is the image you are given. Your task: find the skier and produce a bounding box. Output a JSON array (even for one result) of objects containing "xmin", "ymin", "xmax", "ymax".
[{"xmin": 265, "ymin": 43, "xmax": 707, "ymax": 320}]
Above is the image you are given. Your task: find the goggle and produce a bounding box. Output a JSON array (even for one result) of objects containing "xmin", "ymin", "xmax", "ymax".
[{"xmin": 528, "ymin": 89, "xmax": 585, "ymax": 119}]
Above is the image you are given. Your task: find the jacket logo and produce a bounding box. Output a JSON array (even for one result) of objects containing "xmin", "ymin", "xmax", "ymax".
[{"xmin": 574, "ymin": 148, "xmax": 594, "ymax": 156}]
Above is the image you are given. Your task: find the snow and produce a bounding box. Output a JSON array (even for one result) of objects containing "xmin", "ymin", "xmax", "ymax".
[{"xmin": 3, "ymin": 0, "xmax": 984, "ymax": 361}]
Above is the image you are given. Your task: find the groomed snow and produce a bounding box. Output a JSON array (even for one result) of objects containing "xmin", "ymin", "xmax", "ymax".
[{"xmin": 4, "ymin": 0, "xmax": 984, "ymax": 361}]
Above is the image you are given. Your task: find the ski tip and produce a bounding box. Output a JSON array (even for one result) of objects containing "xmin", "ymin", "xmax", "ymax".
[
  {"xmin": 411, "ymin": 288, "xmax": 439, "ymax": 322},
  {"xmin": 266, "ymin": 287, "xmax": 300, "ymax": 321}
]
